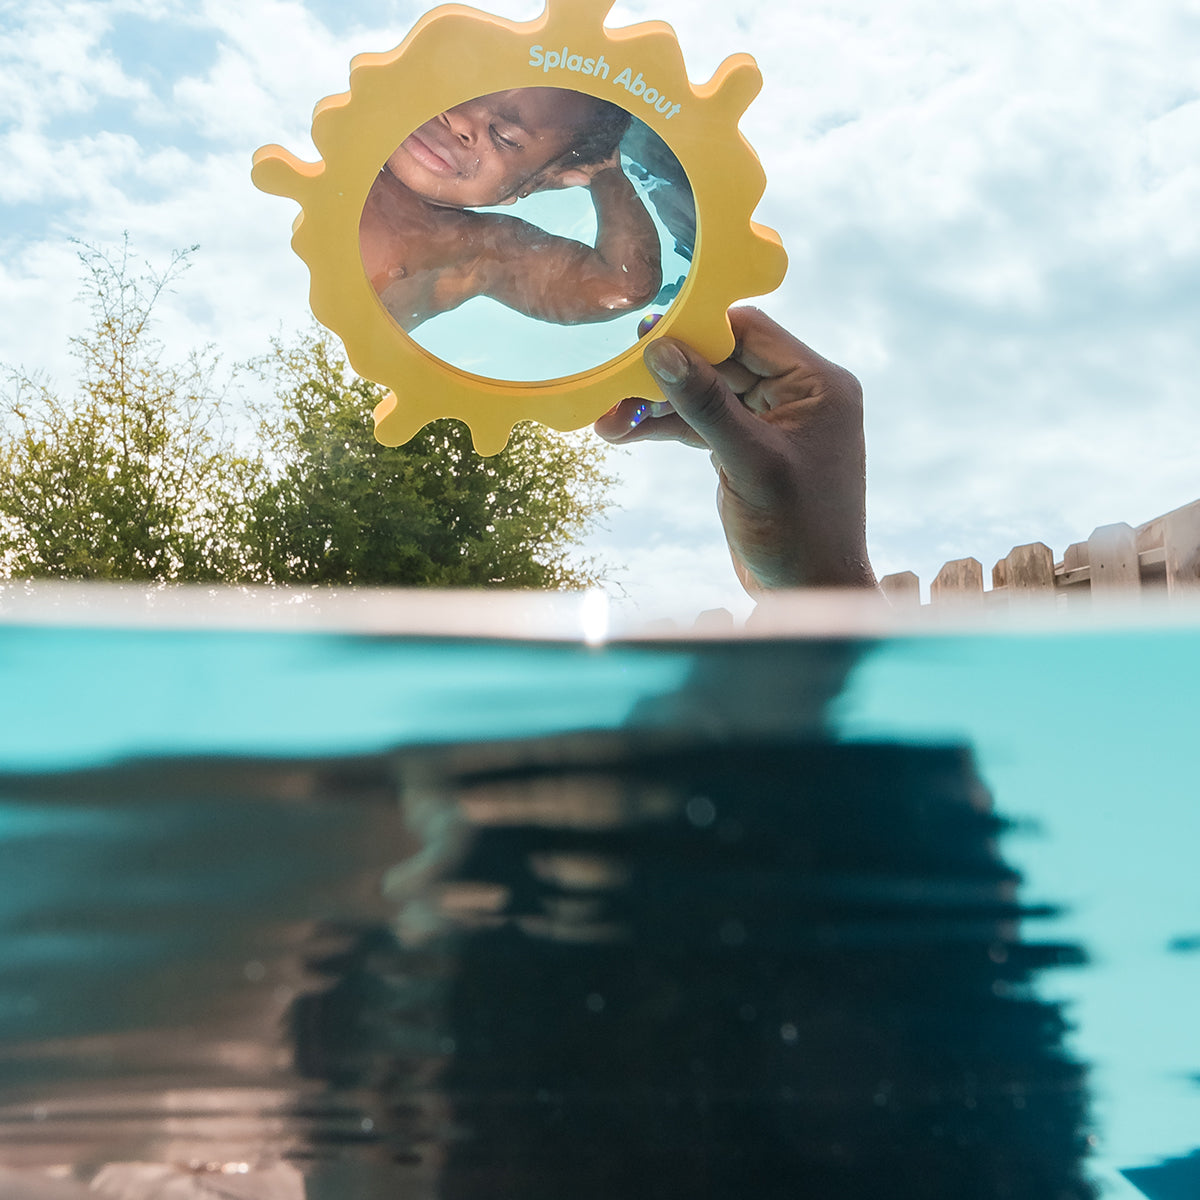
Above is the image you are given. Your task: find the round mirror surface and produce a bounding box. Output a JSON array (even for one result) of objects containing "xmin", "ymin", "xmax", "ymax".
[{"xmin": 359, "ymin": 86, "xmax": 695, "ymax": 383}]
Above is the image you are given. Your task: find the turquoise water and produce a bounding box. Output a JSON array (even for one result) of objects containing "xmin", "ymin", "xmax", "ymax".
[
  {"xmin": 1, "ymin": 617, "xmax": 1197, "ymax": 1197},
  {"xmin": 0, "ymin": 627, "xmax": 691, "ymax": 772},
  {"xmin": 839, "ymin": 631, "xmax": 1200, "ymax": 1196}
]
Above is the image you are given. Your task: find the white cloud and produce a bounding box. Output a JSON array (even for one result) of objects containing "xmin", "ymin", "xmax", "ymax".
[
  {"xmin": 174, "ymin": 1, "xmax": 352, "ymax": 147},
  {"xmin": 712, "ymin": 0, "xmax": 1200, "ymax": 594},
  {"xmin": 0, "ymin": 2, "xmax": 151, "ymax": 128}
]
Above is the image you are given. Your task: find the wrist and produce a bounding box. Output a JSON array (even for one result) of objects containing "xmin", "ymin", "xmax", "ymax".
[{"xmin": 742, "ymin": 543, "xmax": 878, "ymax": 593}]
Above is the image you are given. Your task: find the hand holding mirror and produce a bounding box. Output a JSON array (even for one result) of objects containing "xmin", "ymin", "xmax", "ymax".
[{"xmin": 252, "ymin": 0, "xmax": 786, "ymax": 455}]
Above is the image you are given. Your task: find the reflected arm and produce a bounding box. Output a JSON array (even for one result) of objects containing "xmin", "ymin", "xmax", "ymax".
[{"xmin": 472, "ymin": 169, "xmax": 662, "ymax": 325}]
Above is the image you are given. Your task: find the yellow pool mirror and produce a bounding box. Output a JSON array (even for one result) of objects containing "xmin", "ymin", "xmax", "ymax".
[{"xmin": 252, "ymin": 0, "xmax": 787, "ymax": 455}]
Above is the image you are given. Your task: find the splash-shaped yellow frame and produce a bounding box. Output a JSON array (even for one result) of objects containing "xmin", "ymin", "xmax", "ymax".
[{"xmin": 251, "ymin": 0, "xmax": 786, "ymax": 455}]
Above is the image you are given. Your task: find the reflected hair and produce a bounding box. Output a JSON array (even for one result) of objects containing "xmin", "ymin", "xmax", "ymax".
[{"xmin": 560, "ymin": 95, "xmax": 633, "ymax": 166}]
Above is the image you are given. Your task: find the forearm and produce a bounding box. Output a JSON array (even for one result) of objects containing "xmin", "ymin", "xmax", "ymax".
[
  {"xmin": 476, "ymin": 175, "xmax": 663, "ymax": 325},
  {"xmin": 587, "ymin": 168, "xmax": 662, "ymax": 309}
]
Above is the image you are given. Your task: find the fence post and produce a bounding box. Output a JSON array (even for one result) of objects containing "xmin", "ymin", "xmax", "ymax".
[
  {"xmin": 930, "ymin": 558, "xmax": 984, "ymax": 607},
  {"xmin": 1002, "ymin": 542, "xmax": 1055, "ymax": 605},
  {"xmin": 1163, "ymin": 500, "xmax": 1200, "ymax": 596},
  {"xmin": 880, "ymin": 571, "xmax": 921, "ymax": 607},
  {"xmin": 1088, "ymin": 523, "xmax": 1140, "ymax": 600},
  {"xmin": 893, "ymin": 499, "xmax": 1199, "ymax": 611}
]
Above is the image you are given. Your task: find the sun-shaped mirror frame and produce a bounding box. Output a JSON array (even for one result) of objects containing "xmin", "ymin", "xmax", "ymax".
[{"xmin": 252, "ymin": 0, "xmax": 787, "ymax": 455}]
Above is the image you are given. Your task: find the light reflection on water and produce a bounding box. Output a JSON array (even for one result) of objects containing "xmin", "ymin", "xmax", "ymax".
[{"xmin": 0, "ymin": 624, "xmax": 1197, "ymax": 1198}]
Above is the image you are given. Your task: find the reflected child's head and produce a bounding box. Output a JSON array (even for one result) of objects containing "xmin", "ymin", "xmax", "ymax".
[{"xmin": 386, "ymin": 87, "xmax": 632, "ymax": 209}]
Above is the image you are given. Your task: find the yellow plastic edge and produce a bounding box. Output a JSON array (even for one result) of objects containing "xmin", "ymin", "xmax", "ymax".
[{"xmin": 251, "ymin": 0, "xmax": 787, "ymax": 455}]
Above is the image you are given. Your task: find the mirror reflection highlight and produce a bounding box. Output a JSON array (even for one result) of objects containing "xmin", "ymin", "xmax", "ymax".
[{"xmin": 358, "ymin": 87, "xmax": 695, "ymax": 383}]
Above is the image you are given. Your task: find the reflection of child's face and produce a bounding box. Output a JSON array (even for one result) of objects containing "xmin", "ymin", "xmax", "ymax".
[{"xmin": 385, "ymin": 88, "xmax": 597, "ymax": 209}]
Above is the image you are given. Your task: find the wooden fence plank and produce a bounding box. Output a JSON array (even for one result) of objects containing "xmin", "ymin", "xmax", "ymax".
[
  {"xmin": 1136, "ymin": 517, "xmax": 1164, "ymax": 554},
  {"xmin": 1062, "ymin": 542, "xmax": 1090, "ymax": 572},
  {"xmin": 1002, "ymin": 542, "xmax": 1055, "ymax": 604},
  {"xmin": 880, "ymin": 571, "xmax": 921, "ymax": 607},
  {"xmin": 930, "ymin": 557, "xmax": 983, "ymax": 606},
  {"xmin": 1163, "ymin": 499, "xmax": 1200, "ymax": 595},
  {"xmin": 900, "ymin": 498, "xmax": 1199, "ymax": 610},
  {"xmin": 1088, "ymin": 523, "xmax": 1140, "ymax": 598},
  {"xmin": 1055, "ymin": 541, "xmax": 1091, "ymax": 597}
]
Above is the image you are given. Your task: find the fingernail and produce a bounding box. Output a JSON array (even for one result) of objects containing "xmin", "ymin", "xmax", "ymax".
[{"xmin": 645, "ymin": 341, "xmax": 688, "ymax": 385}]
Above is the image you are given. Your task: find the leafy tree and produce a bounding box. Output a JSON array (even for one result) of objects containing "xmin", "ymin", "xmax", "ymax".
[
  {"xmin": 1, "ymin": 241, "xmax": 616, "ymax": 588},
  {"xmin": 0, "ymin": 241, "xmax": 261, "ymax": 581},
  {"xmin": 247, "ymin": 331, "xmax": 615, "ymax": 588}
]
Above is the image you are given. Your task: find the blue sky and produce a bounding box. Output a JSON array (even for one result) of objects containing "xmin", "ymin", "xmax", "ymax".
[{"xmin": 2, "ymin": 0, "xmax": 1198, "ymax": 619}]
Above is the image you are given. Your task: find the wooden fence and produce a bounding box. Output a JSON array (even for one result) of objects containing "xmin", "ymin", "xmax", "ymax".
[{"xmin": 880, "ymin": 498, "xmax": 1200, "ymax": 610}]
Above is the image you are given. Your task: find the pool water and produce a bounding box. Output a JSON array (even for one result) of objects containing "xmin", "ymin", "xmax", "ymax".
[
  {"xmin": 409, "ymin": 144, "xmax": 694, "ymax": 383},
  {"xmin": 0, "ymin": 605, "xmax": 1197, "ymax": 1198}
]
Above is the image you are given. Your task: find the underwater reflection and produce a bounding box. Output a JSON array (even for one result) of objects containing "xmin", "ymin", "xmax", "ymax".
[
  {"xmin": 1, "ymin": 725, "xmax": 1095, "ymax": 1198},
  {"xmin": 400, "ymin": 737, "xmax": 1095, "ymax": 1200}
]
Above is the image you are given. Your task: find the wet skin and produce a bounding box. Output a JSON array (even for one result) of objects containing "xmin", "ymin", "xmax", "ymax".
[
  {"xmin": 358, "ymin": 88, "xmax": 662, "ymax": 330},
  {"xmin": 596, "ymin": 308, "xmax": 879, "ymax": 594}
]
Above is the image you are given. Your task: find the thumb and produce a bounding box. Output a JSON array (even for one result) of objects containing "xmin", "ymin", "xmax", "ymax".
[{"xmin": 643, "ymin": 339, "xmax": 768, "ymax": 480}]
